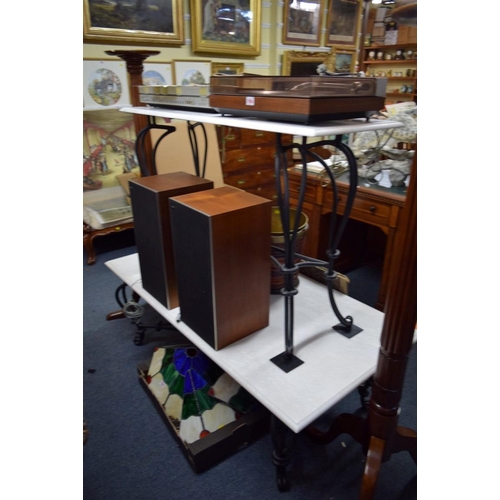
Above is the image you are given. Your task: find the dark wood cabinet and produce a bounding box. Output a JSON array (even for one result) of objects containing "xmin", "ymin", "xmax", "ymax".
[{"xmin": 216, "ymin": 125, "xmax": 294, "ymax": 202}]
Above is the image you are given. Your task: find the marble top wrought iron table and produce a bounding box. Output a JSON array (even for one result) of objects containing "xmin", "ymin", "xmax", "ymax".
[
  {"xmin": 120, "ymin": 106, "xmax": 402, "ymax": 369},
  {"xmin": 117, "ymin": 106, "xmax": 405, "ymax": 492}
]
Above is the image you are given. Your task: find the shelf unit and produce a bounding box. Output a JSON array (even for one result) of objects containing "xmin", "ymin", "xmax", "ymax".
[{"xmin": 362, "ymin": 43, "xmax": 417, "ymax": 106}]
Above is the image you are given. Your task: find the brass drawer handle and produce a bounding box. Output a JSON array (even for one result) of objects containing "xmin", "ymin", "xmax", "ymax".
[
  {"xmin": 226, "ymin": 134, "xmax": 236, "ymax": 140},
  {"xmin": 237, "ymin": 179, "xmax": 246, "ymax": 185},
  {"xmin": 237, "ymin": 157, "xmax": 246, "ymax": 162},
  {"xmin": 255, "ymin": 132, "xmax": 264, "ymax": 137}
]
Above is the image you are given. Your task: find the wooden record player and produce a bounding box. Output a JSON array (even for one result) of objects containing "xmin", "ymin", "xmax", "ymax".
[{"xmin": 209, "ymin": 75, "xmax": 388, "ymax": 124}]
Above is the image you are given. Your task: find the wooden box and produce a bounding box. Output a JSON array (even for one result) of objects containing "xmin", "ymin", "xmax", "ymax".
[
  {"xmin": 129, "ymin": 172, "xmax": 214, "ymax": 309},
  {"xmin": 169, "ymin": 186, "xmax": 272, "ymax": 350}
]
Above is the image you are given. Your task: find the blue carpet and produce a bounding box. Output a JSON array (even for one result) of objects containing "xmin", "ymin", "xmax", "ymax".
[{"xmin": 83, "ymin": 236, "xmax": 417, "ymax": 500}]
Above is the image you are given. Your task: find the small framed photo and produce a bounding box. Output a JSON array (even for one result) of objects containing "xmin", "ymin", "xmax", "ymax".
[
  {"xmin": 332, "ymin": 48, "xmax": 356, "ymax": 73},
  {"xmin": 142, "ymin": 63, "xmax": 173, "ymax": 86},
  {"xmin": 83, "ymin": 60, "xmax": 131, "ymax": 109},
  {"xmin": 282, "ymin": 0, "xmax": 324, "ymax": 47},
  {"xmin": 211, "ymin": 62, "xmax": 245, "ymax": 75},
  {"xmin": 172, "ymin": 60, "xmax": 212, "ymax": 85},
  {"xmin": 326, "ymin": 0, "xmax": 361, "ymax": 47}
]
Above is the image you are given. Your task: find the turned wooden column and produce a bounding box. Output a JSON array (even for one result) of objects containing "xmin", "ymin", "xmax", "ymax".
[
  {"xmin": 359, "ymin": 152, "xmax": 417, "ymax": 499},
  {"xmin": 105, "ymin": 50, "xmax": 160, "ymax": 176},
  {"xmin": 304, "ymin": 152, "xmax": 417, "ymax": 500}
]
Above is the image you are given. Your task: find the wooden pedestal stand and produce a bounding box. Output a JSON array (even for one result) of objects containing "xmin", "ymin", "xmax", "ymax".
[
  {"xmin": 100, "ymin": 51, "xmax": 159, "ymax": 320},
  {"xmin": 306, "ymin": 153, "xmax": 417, "ymax": 499},
  {"xmin": 105, "ymin": 50, "xmax": 160, "ymax": 176}
]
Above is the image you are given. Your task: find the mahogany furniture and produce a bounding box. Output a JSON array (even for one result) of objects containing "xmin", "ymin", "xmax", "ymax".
[
  {"xmin": 215, "ymin": 125, "xmax": 293, "ymax": 202},
  {"xmin": 83, "ymin": 221, "xmax": 134, "ymax": 266}
]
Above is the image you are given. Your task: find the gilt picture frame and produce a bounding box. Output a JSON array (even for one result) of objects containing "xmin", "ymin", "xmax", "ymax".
[
  {"xmin": 282, "ymin": 50, "xmax": 330, "ymax": 77},
  {"xmin": 83, "ymin": 0, "xmax": 184, "ymax": 45},
  {"xmin": 211, "ymin": 62, "xmax": 245, "ymax": 75},
  {"xmin": 332, "ymin": 47, "xmax": 356, "ymax": 73},
  {"xmin": 282, "ymin": 0, "xmax": 324, "ymax": 47},
  {"xmin": 190, "ymin": 0, "xmax": 262, "ymax": 56},
  {"xmin": 326, "ymin": 0, "xmax": 361, "ymax": 47}
]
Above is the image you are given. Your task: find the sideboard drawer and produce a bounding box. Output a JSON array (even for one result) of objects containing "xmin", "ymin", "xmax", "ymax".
[
  {"xmin": 334, "ymin": 194, "xmax": 391, "ymax": 227},
  {"xmin": 221, "ymin": 145, "xmax": 277, "ymax": 172},
  {"xmin": 224, "ymin": 167, "xmax": 276, "ymax": 190}
]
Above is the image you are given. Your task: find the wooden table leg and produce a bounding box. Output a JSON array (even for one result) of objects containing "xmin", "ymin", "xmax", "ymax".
[{"xmin": 271, "ymin": 415, "xmax": 292, "ymax": 492}]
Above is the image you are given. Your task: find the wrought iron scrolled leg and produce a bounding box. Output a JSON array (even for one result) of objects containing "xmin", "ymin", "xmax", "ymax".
[
  {"xmin": 187, "ymin": 121, "xmax": 208, "ymax": 178},
  {"xmin": 271, "ymin": 415, "xmax": 292, "ymax": 492},
  {"xmin": 318, "ymin": 137, "xmax": 363, "ymax": 338},
  {"xmin": 134, "ymin": 117, "xmax": 177, "ymax": 177},
  {"xmin": 270, "ymin": 133, "xmax": 304, "ymax": 373}
]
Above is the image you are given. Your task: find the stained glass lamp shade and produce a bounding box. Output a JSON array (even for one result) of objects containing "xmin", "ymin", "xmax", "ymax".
[{"xmin": 147, "ymin": 345, "xmax": 258, "ymax": 444}]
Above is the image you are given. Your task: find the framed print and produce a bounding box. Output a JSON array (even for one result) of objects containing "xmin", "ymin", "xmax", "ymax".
[
  {"xmin": 83, "ymin": 109, "xmax": 138, "ymax": 192},
  {"xmin": 326, "ymin": 0, "xmax": 361, "ymax": 47},
  {"xmin": 282, "ymin": 0, "xmax": 324, "ymax": 47},
  {"xmin": 211, "ymin": 62, "xmax": 245, "ymax": 75},
  {"xmin": 332, "ymin": 48, "xmax": 356, "ymax": 73},
  {"xmin": 282, "ymin": 50, "xmax": 330, "ymax": 76},
  {"xmin": 190, "ymin": 0, "xmax": 261, "ymax": 56},
  {"xmin": 83, "ymin": 60, "xmax": 131, "ymax": 109},
  {"xmin": 142, "ymin": 63, "xmax": 173, "ymax": 85},
  {"xmin": 173, "ymin": 60, "xmax": 212, "ymax": 85},
  {"xmin": 83, "ymin": 0, "xmax": 184, "ymax": 45}
]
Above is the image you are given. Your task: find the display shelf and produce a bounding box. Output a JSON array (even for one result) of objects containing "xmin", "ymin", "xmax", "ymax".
[{"xmin": 363, "ymin": 59, "xmax": 416, "ymax": 64}]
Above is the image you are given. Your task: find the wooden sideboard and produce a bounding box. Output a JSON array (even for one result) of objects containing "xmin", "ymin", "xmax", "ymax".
[
  {"xmin": 287, "ymin": 167, "xmax": 406, "ymax": 311},
  {"xmin": 215, "ymin": 125, "xmax": 293, "ymax": 202}
]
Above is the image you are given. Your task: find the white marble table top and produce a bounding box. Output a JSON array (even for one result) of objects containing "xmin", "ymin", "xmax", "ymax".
[
  {"xmin": 106, "ymin": 253, "xmax": 388, "ymax": 433},
  {"xmin": 120, "ymin": 106, "xmax": 403, "ymax": 138}
]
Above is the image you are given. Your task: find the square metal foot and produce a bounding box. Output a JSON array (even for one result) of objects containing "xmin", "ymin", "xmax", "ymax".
[
  {"xmin": 333, "ymin": 323, "xmax": 363, "ymax": 339},
  {"xmin": 270, "ymin": 352, "xmax": 304, "ymax": 373}
]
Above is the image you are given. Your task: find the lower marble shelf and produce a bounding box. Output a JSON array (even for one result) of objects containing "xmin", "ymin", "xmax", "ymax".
[{"xmin": 106, "ymin": 253, "xmax": 387, "ymax": 434}]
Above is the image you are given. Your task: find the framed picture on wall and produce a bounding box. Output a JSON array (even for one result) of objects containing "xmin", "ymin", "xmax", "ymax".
[
  {"xmin": 142, "ymin": 63, "xmax": 173, "ymax": 85},
  {"xmin": 83, "ymin": 0, "xmax": 184, "ymax": 45},
  {"xmin": 282, "ymin": 0, "xmax": 324, "ymax": 47},
  {"xmin": 326, "ymin": 0, "xmax": 361, "ymax": 47},
  {"xmin": 190, "ymin": 0, "xmax": 262, "ymax": 56},
  {"xmin": 83, "ymin": 60, "xmax": 131, "ymax": 109},
  {"xmin": 282, "ymin": 50, "xmax": 330, "ymax": 77},
  {"xmin": 172, "ymin": 60, "xmax": 212, "ymax": 85},
  {"xmin": 332, "ymin": 48, "xmax": 356, "ymax": 73},
  {"xmin": 83, "ymin": 109, "xmax": 138, "ymax": 192},
  {"xmin": 211, "ymin": 62, "xmax": 245, "ymax": 75}
]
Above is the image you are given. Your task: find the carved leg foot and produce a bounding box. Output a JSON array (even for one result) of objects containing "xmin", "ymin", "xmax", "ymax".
[
  {"xmin": 359, "ymin": 435, "xmax": 385, "ymax": 500},
  {"xmin": 271, "ymin": 415, "xmax": 292, "ymax": 492}
]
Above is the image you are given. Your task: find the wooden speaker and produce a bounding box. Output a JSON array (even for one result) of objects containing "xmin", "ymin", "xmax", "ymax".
[
  {"xmin": 129, "ymin": 172, "xmax": 214, "ymax": 309},
  {"xmin": 169, "ymin": 186, "xmax": 272, "ymax": 350}
]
